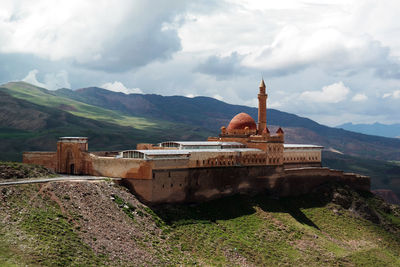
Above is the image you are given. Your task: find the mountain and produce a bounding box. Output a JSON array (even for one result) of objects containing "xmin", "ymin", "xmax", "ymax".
[
  {"xmin": 322, "ymin": 151, "xmax": 400, "ymax": 199},
  {"xmin": 1, "ymin": 180, "xmax": 399, "ymax": 266},
  {"xmin": 54, "ymin": 85, "xmax": 400, "ymax": 161},
  {"xmin": 0, "ymin": 85, "xmax": 213, "ymax": 161},
  {"xmin": 337, "ymin": 122, "xmax": 400, "ymax": 138}
]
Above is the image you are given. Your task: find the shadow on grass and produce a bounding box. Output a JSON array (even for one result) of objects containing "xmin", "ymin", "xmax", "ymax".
[{"xmin": 152, "ymin": 190, "xmax": 330, "ymax": 230}]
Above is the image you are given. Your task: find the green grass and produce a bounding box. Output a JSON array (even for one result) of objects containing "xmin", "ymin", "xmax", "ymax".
[
  {"xmin": 0, "ymin": 161, "xmax": 56, "ymax": 179},
  {"xmin": 1, "ymin": 82, "xmax": 157, "ymax": 130},
  {"xmin": 1, "ymin": 183, "xmax": 399, "ymax": 266},
  {"xmin": 20, "ymin": 208, "xmax": 106, "ymax": 266},
  {"xmin": 151, "ymin": 190, "xmax": 400, "ymax": 266},
  {"xmin": 1, "ymin": 82, "xmax": 216, "ymax": 137},
  {"xmin": 0, "ymin": 82, "xmax": 214, "ymax": 161},
  {"xmin": 0, "ymin": 185, "xmax": 107, "ymax": 266}
]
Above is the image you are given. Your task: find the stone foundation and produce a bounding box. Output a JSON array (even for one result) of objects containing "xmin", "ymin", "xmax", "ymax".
[{"xmin": 123, "ymin": 166, "xmax": 370, "ymax": 204}]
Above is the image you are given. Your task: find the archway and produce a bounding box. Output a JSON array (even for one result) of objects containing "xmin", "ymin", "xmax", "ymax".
[
  {"xmin": 70, "ymin": 164, "xmax": 75, "ymax": 175},
  {"xmin": 66, "ymin": 150, "xmax": 75, "ymax": 175}
]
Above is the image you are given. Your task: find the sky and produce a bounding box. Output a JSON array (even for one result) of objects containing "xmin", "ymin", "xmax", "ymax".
[{"xmin": 1, "ymin": 0, "xmax": 400, "ymax": 126}]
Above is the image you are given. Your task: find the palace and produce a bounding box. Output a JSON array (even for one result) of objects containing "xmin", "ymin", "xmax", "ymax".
[{"xmin": 23, "ymin": 80, "xmax": 370, "ymax": 203}]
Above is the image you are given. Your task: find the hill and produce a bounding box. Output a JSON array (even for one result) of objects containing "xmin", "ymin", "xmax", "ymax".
[
  {"xmin": 2, "ymin": 81, "xmax": 400, "ymax": 161},
  {"xmin": 337, "ymin": 122, "xmax": 400, "ymax": 138},
  {"xmin": 54, "ymin": 85, "xmax": 400, "ymax": 161},
  {"xmin": 322, "ymin": 151, "xmax": 400, "ymax": 201},
  {"xmin": 0, "ymin": 85, "xmax": 214, "ymax": 161},
  {"xmin": 0, "ymin": 161, "xmax": 55, "ymax": 180},
  {"xmin": 1, "ymin": 180, "xmax": 399, "ymax": 266}
]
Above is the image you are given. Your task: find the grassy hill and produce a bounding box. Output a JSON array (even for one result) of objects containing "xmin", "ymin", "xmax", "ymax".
[
  {"xmin": 2, "ymin": 81, "xmax": 400, "ymax": 161},
  {"xmin": 1, "ymin": 180, "xmax": 399, "ymax": 266},
  {"xmin": 0, "ymin": 86, "xmax": 213, "ymax": 161},
  {"xmin": 323, "ymin": 151, "xmax": 400, "ymax": 200}
]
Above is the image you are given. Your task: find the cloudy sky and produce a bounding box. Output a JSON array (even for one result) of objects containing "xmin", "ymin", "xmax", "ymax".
[{"xmin": 1, "ymin": 0, "xmax": 400, "ymax": 126}]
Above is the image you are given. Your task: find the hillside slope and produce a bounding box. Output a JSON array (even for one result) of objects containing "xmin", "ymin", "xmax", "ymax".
[
  {"xmin": 0, "ymin": 90, "xmax": 211, "ymax": 161},
  {"xmin": 337, "ymin": 122, "xmax": 400, "ymax": 138},
  {"xmin": 2, "ymin": 81, "xmax": 400, "ymax": 161},
  {"xmin": 1, "ymin": 181, "xmax": 399, "ymax": 266},
  {"xmin": 55, "ymin": 86, "xmax": 400, "ymax": 161},
  {"xmin": 322, "ymin": 151, "xmax": 400, "ymax": 200}
]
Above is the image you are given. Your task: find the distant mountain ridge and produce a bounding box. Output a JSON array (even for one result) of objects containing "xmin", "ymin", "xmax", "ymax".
[
  {"xmin": 337, "ymin": 122, "xmax": 400, "ymax": 138},
  {"xmin": 54, "ymin": 85, "xmax": 400, "ymax": 161}
]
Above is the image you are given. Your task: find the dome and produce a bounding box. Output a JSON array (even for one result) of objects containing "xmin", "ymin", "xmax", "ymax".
[{"xmin": 227, "ymin": 113, "xmax": 257, "ymax": 131}]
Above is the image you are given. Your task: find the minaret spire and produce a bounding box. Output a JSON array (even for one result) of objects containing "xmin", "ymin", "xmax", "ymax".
[{"xmin": 257, "ymin": 78, "xmax": 268, "ymax": 134}]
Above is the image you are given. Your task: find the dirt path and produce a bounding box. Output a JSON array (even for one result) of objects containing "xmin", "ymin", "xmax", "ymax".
[{"xmin": 0, "ymin": 175, "xmax": 120, "ymax": 186}]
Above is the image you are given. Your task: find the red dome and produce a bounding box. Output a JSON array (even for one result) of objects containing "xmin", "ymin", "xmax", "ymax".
[{"xmin": 227, "ymin": 113, "xmax": 257, "ymax": 131}]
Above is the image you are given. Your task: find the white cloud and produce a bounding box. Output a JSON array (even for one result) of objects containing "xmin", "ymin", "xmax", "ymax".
[
  {"xmin": 382, "ymin": 90, "xmax": 400, "ymax": 99},
  {"xmin": 185, "ymin": 93, "xmax": 197, "ymax": 98},
  {"xmin": 213, "ymin": 94, "xmax": 223, "ymax": 101},
  {"xmin": 352, "ymin": 93, "xmax": 368, "ymax": 102},
  {"xmin": 22, "ymin": 69, "xmax": 70, "ymax": 90},
  {"xmin": 300, "ymin": 82, "xmax": 350, "ymax": 103},
  {"xmin": 0, "ymin": 0, "xmax": 188, "ymax": 72},
  {"xmin": 22, "ymin": 69, "xmax": 46, "ymax": 88},
  {"xmin": 101, "ymin": 81, "xmax": 143, "ymax": 94},
  {"xmin": 44, "ymin": 70, "xmax": 70, "ymax": 90}
]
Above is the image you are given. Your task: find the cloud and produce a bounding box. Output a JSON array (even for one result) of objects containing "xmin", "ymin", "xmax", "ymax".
[
  {"xmin": 0, "ymin": 1, "xmax": 190, "ymax": 72},
  {"xmin": 101, "ymin": 81, "xmax": 143, "ymax": 94},
  {"xmin": 213, "ymin": 94, "xmax": 224, "ymax": 101},
  {"xmin": 382, "ymin": 90, "xmax": 400, "ymax": 99},
  {"xmin": 22, "ymin": 70, "xmax": 46, "ymax": 88},
  {"xmin": 22, "ymin": 69, "xmax": 70, "ymax": 90},
  {"xmin": 300, "ymin": 82, "xmax": 350, "ymax": 103},
  {"xmin": 242, "ymin": 26, "xmax": 392, "ymax": 77},
  {"xmin": 44, "ymin": 70, "xmax": 71, "ymax": 90},
  {"xmin": 352, "ymin": 93, "xmax": 368, "ymax": 102},
  {"xmin": 194, "ymin": 52, "xmax": 245, "ymax": 78}
]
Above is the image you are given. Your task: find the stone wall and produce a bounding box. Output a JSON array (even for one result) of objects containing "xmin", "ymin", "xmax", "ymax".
[
  {"xmin": 23, "ymin": 152, "xmax": 57, "ymax": 170},
  {"xmin": 90, "ymin": 157, "xmax": 153, "ymax": 179},
  {"xmin": 123, "ymin": 166, "xmax": 370, "ymax": 204}
]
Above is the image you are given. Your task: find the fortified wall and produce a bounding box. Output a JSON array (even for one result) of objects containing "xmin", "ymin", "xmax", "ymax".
[
  {"xmin": 22, "ymin": 79, "xmax": 371, "ymax": 204},
  {"xmin": 23, "ymin": 137, "xmax": 370, "ymax": 204}
]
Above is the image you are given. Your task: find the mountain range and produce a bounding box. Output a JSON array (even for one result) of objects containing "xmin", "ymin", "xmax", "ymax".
[
  {"xmin": 0, "ymin": 81, "xmax": 399, "ymax": 196},
  {"xmin": 337, "ymin": 122, "xmax": 400, "ymax": 138}
]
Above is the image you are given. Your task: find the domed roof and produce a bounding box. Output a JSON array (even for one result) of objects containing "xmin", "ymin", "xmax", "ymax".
[{"xmin": 227, "ymin": 112, "xmax": 257, "ymax": 131}]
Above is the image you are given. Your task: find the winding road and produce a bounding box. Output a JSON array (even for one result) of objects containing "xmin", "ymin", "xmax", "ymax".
[{"xmin": 0, "ymin": 175, "xmax": 120, "ymax": 186}]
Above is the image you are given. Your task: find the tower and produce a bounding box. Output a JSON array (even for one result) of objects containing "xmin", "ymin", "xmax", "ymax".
[{"xmin": 257, "ymin": 78, "xmax": 268, "ymax": 134}]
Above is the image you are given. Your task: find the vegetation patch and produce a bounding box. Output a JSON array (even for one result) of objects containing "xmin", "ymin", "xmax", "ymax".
[
  {"xmin": 1, "ymin": 181, "xmax": 399, "ymax": 266},
  {"xmin": 0, "ymin": 161, "xmax": 56, "ymax": 180}
]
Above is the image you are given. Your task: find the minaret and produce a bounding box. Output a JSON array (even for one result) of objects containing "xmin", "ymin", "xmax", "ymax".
[{"xmin": 257, "ymin": 78, "xmax": 268, "ymax": 134}]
